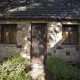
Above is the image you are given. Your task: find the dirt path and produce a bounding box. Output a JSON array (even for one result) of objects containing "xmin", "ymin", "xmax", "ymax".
[{"xmin": 31, "ymin": 64, "xmax": 54, "ymax": 80}]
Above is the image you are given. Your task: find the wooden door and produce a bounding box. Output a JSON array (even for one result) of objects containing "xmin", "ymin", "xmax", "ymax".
[{"xmin": 31, "ymin": 23, "xmax": 47, "ymax": 64}]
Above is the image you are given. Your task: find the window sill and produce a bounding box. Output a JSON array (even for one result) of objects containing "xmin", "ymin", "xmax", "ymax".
[
  {"xmin": 0, "ymin": 43, "xmax": 17, "ymax": 44},
  {"xmin": 0, "ymin": 44, "xmax": 17, "ymax": 47},
  {"xmin": 61, "ymin": 45, "xmax": 79, "ymax": 47}
]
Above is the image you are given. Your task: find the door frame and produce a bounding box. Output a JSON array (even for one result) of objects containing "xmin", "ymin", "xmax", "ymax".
[{"xmin": 31, "ymin": 23, "xmax": 47, "ymax": 62}]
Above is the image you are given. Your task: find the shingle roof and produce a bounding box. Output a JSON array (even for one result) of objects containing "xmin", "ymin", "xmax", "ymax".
[{"xmin": 0, "ymin": 0, "xmax": 80, "ymax": 19}]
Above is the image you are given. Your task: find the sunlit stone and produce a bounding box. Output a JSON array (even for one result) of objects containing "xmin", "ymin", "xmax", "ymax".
[{"xmin": 20, "ymin": 53, "xmax": 30, "ymax": 59}]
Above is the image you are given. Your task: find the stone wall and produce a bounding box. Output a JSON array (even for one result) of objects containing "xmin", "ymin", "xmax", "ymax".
[
  {"xmin": 47, "ymin": 21, "xmax": 80, "ymax": 63},
  {"xmin": 0, "ymin": 19, "xmax": 80, "ymax": 62},
  {"xmin": 0, "ymin": 19, "xmax": 31, "ymax": 61}
]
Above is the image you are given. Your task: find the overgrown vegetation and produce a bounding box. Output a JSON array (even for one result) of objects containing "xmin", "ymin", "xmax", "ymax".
[
  {"xmin": 0, "ymin": 55, "xmax": 31, "ymax": 80},
  {"xmin": 46, "ymin": 58, "xmax": 80, "ymax": 80}
]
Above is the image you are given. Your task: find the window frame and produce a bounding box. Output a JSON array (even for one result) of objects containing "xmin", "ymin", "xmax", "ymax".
[
  {"xmin": 0, "ymin": 24, "xmax": 17, "ymax": 44},
  {"xmin": 62, "ymin": 25, "xmax": 79, "ymax": 45}
]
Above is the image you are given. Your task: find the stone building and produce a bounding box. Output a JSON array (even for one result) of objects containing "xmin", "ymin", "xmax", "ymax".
[{"xmin": 0, "ymin": 0, "xmax": 80, "ymax": 63}]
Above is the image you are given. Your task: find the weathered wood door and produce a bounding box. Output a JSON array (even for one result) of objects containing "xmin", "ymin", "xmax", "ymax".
[{"xmin": 31, "ymin": 23, "xmax": 47, "ymax": 64}]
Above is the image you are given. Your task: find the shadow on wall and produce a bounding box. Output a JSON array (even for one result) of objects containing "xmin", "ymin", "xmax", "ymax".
[
  {"xmin": 47, "ymin": 22, "xmax": 80, "ymax": 63},
  {"xmin": 47, "ymin": 39, "xmax": 80, "ymax": 63}
]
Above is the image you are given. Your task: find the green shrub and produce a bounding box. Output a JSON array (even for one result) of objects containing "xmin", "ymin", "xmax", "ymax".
[
  {"xmin": 0, "ymin": 55, "xmax": 31, "ymax": 80},
  {"xmin": 46, "ymin": 58, "xmax": 80, "ymax": 80}
]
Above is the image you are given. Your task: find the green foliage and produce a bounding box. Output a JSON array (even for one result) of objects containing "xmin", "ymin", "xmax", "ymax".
[
  {"xmin": 0, "ymin": 55, "xmax": 31, "ymax": 80},
  {"xmin": 46, "ymin": 58, "xmax": 80, "ymax": 80}
]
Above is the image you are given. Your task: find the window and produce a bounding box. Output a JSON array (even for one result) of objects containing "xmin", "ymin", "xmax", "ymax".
[
  {"xmin": 0, "ymin": 24, "xmax": 17, "ymax": 44},
  {"xmin": 62, "ymin": 25, "xmax": 79, "ymax": 45}
]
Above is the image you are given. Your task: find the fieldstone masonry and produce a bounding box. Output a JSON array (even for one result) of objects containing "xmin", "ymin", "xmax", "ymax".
[
  {"xmin": 0, "ymin": 19, "xmax": 80, "ymax": 63},
  {"xmin": 47, "ymin": 21, "xmax": 80, "ymax": 63}
]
